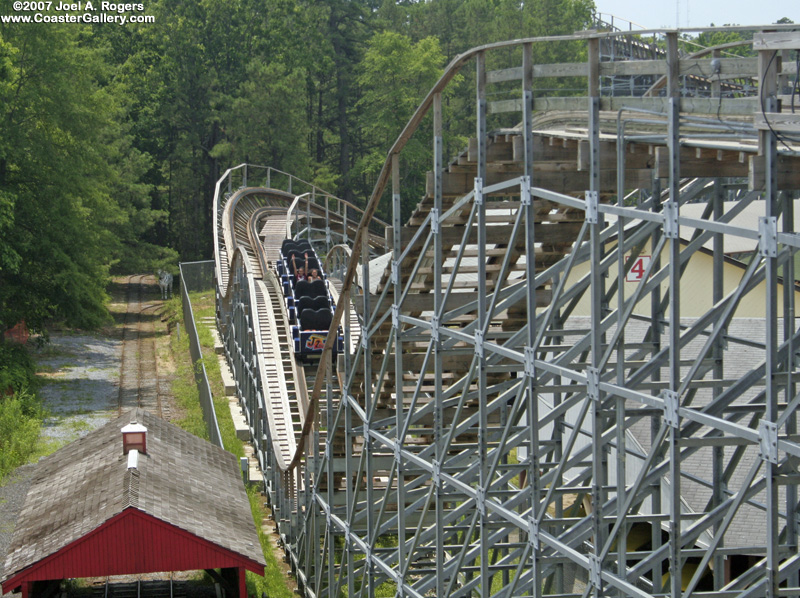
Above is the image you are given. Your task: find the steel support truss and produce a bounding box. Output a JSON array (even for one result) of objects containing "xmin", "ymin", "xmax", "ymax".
[{"xmin": 218, "ymin": 28, "xmax": 800, "ymax": 598}]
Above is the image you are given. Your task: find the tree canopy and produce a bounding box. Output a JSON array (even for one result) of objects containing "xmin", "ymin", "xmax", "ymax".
[{"xmin": 2, "ymin": 0, "xmax": 789, "ymax": 337}]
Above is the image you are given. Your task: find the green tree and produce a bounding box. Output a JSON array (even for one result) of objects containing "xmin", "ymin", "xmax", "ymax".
[
  {"xmin": 356, "ymin": 31, "xmax": 450, "ymax": 219},
  {"xmin": 225, "ymin": 60, "xmax": 311, "ymax": 174},
  {"xmin": 0, "ymin": 23, "xmax": 124, "ymax": 335}
]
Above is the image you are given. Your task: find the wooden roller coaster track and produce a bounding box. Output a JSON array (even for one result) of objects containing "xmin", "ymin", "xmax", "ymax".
[{"xmin": 216, "ymin": 25, "xmax": 800, "ymax": 598}]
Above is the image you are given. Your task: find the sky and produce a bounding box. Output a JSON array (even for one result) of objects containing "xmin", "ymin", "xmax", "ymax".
[{"xmin": 593, "ymin": 0, "xmax": 796, "ymax": 30}]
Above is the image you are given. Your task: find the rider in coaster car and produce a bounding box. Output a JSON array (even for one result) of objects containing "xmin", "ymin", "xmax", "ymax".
[{"xmin": 292, "ymin": 252, "xmax": 309, "ymax": 281}]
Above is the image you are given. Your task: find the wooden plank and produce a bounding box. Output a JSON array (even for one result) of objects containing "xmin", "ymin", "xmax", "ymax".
[
  {"xmin": 533, "ymin": 62, "xmax": 587, "ymax": 78},
  {"xmin": 514, "ymin": 135, "xmax": 580, "ymax": 163},
  {"xmin": 605, "ymin": 96, "xmax": 757, "ymax": 116},
  {"xmin": 594, "ymin": 56, "xmax": 755, "ymax": 79},
  {"xmin": 429, "ymin": 170, "xmax": 524, "ymax": 196},
  {"xmin": 430, "ymin": 167, "xmax": 652, "ymax": 196},
  {"xmin": 654, "ymin": 146, "xmax": 749, "ymax": 178},
  {"xmin": 749, "ymin": 155, "xmax": 800, "ymax": 190},
  {"xmin": 487, "ymin": 67, "xmax": 523, "ymax": 84},
  {"xmin": 754, "ymin": 112, "xmax": 800, "ymax": 133},
  {"xmin": 356, "ymin": 288, "xmax": 552, "ymax": 315},
  {"xmin": 477, "ymin": 63, "xmax": 587, "ymax": 86},
  {"xmin": 467, "ymin": 136, "xmax": 515, "ymax": 162},
  {"xmin": 447, "ymin": 162, "xmax": 529, "ymax": 175},
  {"xmin": 679, "ymin": 58, "xmax": 758, "ymax": 79},
  {"xmin": 753, "ymin": 32, "xmax": 800, "ymax": 51},
  {"xmin": 713, "ymin": 57, "xmax": 758, "ymax": 79},
  {"xmin": 489, "ymin": 99, "xmax": 523, "ymax": 115},
  {"xmin": 392, "ymin": 221, "xmax": 583, "ymax": 246},
  {"xmin": 598, "ymin": 59, "xmax": 667, "ymax": 77},
  {"xmin": 358, "ymin": 293, "xmax": 479, "ymax": 313},
  {"xmin": 578, "ymin": 140, "xmax": 653, "ymax": 171}
]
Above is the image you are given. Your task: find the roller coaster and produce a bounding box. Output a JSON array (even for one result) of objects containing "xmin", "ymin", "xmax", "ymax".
[{"xmin": 215, "ymin": 25, "xmax": 800, "ymax": 598}]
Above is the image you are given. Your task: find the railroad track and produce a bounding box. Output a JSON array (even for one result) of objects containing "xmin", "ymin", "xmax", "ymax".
[{"xmin": 117, "ymin": 274, "xmax": 163, "ymax": 418}]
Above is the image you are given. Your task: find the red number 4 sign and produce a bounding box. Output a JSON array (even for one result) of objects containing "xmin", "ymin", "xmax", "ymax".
[{"xmin": 625, "ymin": 255, "xmax": 651, "ymax": 282}]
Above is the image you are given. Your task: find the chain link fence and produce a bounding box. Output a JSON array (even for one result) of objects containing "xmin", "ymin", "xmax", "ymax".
[
  {"xmin": 180, "ymin": 260, "xmax": 215, "ymax": 292},
  {"xmin": 178, "ymin": 261, "xmax": 222, "ymax": 448}
]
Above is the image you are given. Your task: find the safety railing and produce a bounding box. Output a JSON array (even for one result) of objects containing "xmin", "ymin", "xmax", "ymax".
[
  {"xmin": 286, "ymin": 191, "xmax": 389, "ymax": 259},
  {"xmin": 178, "ymin": 260, "xmax": 223, "ymax": 448}
]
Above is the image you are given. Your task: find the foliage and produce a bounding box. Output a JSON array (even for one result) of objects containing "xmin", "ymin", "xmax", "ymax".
[
  {"xmin": 0, "ymin": 341, "xmax": 37, "ymax": 394},
  {"xmin": 0, "ymin": 23, "xmax": 117, "ymax": 335},
  {"xmin": 0, "ymin": 389, "xmax": 44, "ymax": 482},
  {"xmin": 355, "ymin": 32, "xmax": 450, "ymax": 219},
  {"xmin": 691, "ymin": 29, "xmax": 756, "ymax": 57},
  {"xmin": 227, "ymin": 60, "xmax": 311, "ymax": 175},
  {"xmin": 0, "ymin": 0, "xmax": 599, "ymax": 333}
]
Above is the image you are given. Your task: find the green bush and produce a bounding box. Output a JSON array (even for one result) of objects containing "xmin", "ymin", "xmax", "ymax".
[
  {"xmin": 0, "ymin": 389, "xmax": 44, "ymax": 481},
  {"xmin": 0, "ymin": 342, "xmax": 37, "ymax": 394}
]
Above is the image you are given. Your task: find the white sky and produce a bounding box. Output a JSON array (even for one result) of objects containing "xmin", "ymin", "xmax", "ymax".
[{"xmin": 593, "ymin": 0, "xmax": 796, "ymax": 30}]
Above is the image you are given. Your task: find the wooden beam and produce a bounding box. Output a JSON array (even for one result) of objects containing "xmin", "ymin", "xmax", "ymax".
[
  {"xmin": 654, "ymin": 146, "xmax": 749, "ymax": 178},
  {"xmin": 753, "ymin": 32, "xmax": 800, "ymax": 51},
  {"xmin": 578, "ymin": 140, "xmax": 653, "ymax": 170},
  {"xmin": 429, "ymin": 168, "xmax": 652, "ymax": 196},
  {"xmin": 754, "ymin": 112, "xmax": 800, "ymax": 133},
  {"xmin": 598, "ymin": 59, "xmax": 667, "ymax": 77},
  {"xmin": 372, "ymin": 351, "xmax": 516, "ymax": 372},
  {"xmin": 467, "ymin": 136, "xmax": 515, "ymax": 162},
  {"xmin": 500, "ymin": 96, "xmax": 760, "ymax": 115},
  {"xmin": 391, "ymin": 221, "xmax": 583, "ymax": 246},
  {"xmin": 356, "ymin": 288, "xmax": 552, "ymax": 314},
  {"xmin": 749, "ymin": 155, "xmax": 800, "ymax": 190},
  {"xmin": 514, "ymin": 135, "xmax": 580, "ymax": 163}
]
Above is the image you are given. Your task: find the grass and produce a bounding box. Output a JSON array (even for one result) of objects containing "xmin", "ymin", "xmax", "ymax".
[
  {"xmin": 246, "ymin": 487, "xmax": 295, "ymax": 598},
  {"xmin": 170, "ymin": 334, "xmax": 210, "ymax": 441},
  {"xmin": 165, "ymin": 294, "xmax": 210, "ymax": 440},
  {"xmin": 0, "ymin": 390, "xmax": 46, "ymax": 483},
  {"xmin": 167, "ymin": 289, "xmax": 295, "ymax": 598}
]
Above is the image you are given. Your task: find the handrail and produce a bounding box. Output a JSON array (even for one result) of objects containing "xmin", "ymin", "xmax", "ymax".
[
  {"xmin": 286, "ymin": 191, "xmax": 390, "ymax": 243},
  {"xmin": 643, "ymin": 39, "xmax": 754, "ymax": 97},
  {"xmin": 285, "ymin": 195, "xmax": 302, "ymax": 240},
  {"xmin": 213, "ymin": 163, "xmax": 248, "ymax": 301},
  {"xmin": 324, "ymin": 244, "xmax": 360, "ymax": 291}
]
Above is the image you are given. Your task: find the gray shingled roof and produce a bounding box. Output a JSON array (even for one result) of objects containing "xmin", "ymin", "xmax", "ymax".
[{"xmin": 2, "ymin": 409, "xmax": 265, "ymax": 583}]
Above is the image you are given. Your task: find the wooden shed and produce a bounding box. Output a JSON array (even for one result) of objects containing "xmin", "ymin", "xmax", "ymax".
[{"xmin": 1, "ymin": 409, "xmax": 265, "ymax": 598}]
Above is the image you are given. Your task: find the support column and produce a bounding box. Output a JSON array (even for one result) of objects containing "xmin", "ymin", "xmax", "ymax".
[
  {"xmin": 665, "ymin": 30, "xmax": 683, "ymax": 598},
  {"xmin": 758, "ymin": 40, "xmax": 780, "ymax": 598},
  {"xmin": 475, "ymin": 49, "xmax": 490, "ymax": 598},
  {"xmin": 391, "ymin": 152, "xmax": 407, "ymax": 597},
  {"xmin": 432, "ymin": 89, "xmax": 447, "ymax": 598},
  {"xmin": 522, "ymin": 41, "xmax": 543, "ymax": 598},
  {"xmin": 712, "ymin": 179, "xmax": 726, "ymax": 590},
  {"xmin": 587, "ymin": 35, "xmax": 607, "ymax": 598}
]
